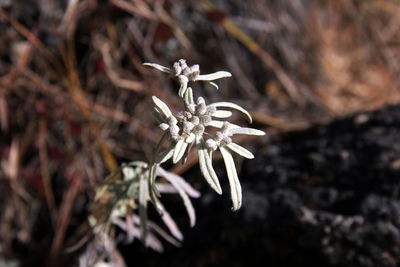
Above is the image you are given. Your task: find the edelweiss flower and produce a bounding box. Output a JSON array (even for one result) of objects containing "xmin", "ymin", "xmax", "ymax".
[
  {"xmin": 144, "ymin": 59, "xmax": 232, "ymax": 97},
  {"xmin": 151, "ymin": 86, "xmax": 265, "ymax": 211}
]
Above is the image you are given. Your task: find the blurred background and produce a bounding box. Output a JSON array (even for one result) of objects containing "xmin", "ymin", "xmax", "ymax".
[{"xmin": 1, "ymin": 0, "xmax": 400, "ymax": 266}]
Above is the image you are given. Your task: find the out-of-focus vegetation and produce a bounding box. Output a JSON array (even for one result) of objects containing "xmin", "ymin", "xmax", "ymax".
[{"xmin": 1, "ymin": 0, "xmax": 400, "ymax": 266}]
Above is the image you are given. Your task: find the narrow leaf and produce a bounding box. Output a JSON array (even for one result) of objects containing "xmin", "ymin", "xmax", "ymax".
[
  {"xmin": 208, "ymin": 102, "xmax": 252, "ymax": 123},
  {"xmin": 209, "ymin": 81, "xmax": 219, "ymax": 89},
  {"xmin": 152, "ymin": 96, "xmax": 172, "ymax": 118},
  {"xmin": 226, "ymin": 143, "xmax": 254, "ymax": 159},
  {"xmin": 178, "ymin": 77, "xmax": 188, "ymax": 98},
  {"xmin": 184, "ymin": 87, "xmax": 194, "ymax": 105},
  {"xmin": 208, "ymin": 120, "xmax": 224, "ymax": 128},
  {"xmin": 173, "ymin": 139, "xmax": 188, "ymax": 163},
  {"xmin": 148, "ymin": 165, "xmax": 161, "ymax": 208},
  {"xmin": 143, "ymin": 63, "xmax": 174, "ymax": 74},
  {"xmin": 185, "ymin": 133, "xmax": 195, "ymax": 144},
  {"xmin": 196, "ymin": 137, "xmax": 222, "ymax": 194},
  {"xmin": 158, "ymin": 168, "xmax": 197, "ymax": 227},
  {"xmin": 157, "ymin": 168, "xmax": 200, "ymax": 198},
  {"xmin": 152, "ymin": 109, "xmax": 164, "ymax": 123},
  {"xmin": 229, "ymin": 127, "xmax": 265, "ymax": 136},
  {"xmin": 139, "ymin": 172, "xmax": 149, "ymax": 241},
  {"xmin": 212, "ymin": 110, "xmax": 232, "ymax": 118},
  {"xmin": 154, "ymin": 145, "xmax": 174, "ymax": 164},
  {"xmin": 145, "ymin": 231, "xmax": 164, "ymax": 252},
  {"xmin": 147, "ymin": 220, "xmax": 181, "ymax": 247},
  {"xmin": 220, "ymin": 146, "xmax": 242, "ymax": 211},
  {"xmin": 195, "ymin": 71, "xmax": 232, "ymax": 81},
  {"xmin": 156, "ymin": 199, "xmax": 183, "ymax": 241}
]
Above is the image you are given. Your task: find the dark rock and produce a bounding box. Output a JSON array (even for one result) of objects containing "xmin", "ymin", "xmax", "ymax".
[{"xmin": 124, "ymin": 104, "xmax": 400, "ymax": 267}]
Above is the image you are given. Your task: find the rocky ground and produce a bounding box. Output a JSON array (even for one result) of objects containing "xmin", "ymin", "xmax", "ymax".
[{"xmin": 123, "ymin": 104, "xmax": 400, "ymax": 267}]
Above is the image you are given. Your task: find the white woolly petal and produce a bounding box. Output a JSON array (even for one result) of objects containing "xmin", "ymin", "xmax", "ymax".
[
  {"xmin": 220, "ymin": 146, "xmax": 242, "ymax": 211},
  {"xmin": 173, "ymin": 139, "xmax": 188, "ymax": 164},
  {"xmin": 185, "ymin": 133, "xmax": 195, "ymax": 143},
  {"xmin": 208, "ymin": 120, "xmax": 224, "ymax": 128},
  {"xmin": 212, "ymin": 110, "xmax": 232, "ymax": 118},
  {"xmin": 195, "ymin": 71, "xmax": 232, "ymax": 81},
  {"xmin": 226, "ymin": 143, "xmax": 254, "ymax": 159},
  {"xmin": 152, "ymin": 96, "xmax": 173, "ymax": 118},
  {"xmin": 143, "ymin": 63, "xmax": 174, "ymax": 74},
  {"xmin": 208, "ymin": 102, "xmax": 252, "ymax": 123},
  {"xmin": 228, "ymin": 127, "xmax": 266, "ymax": 136},
  {"xmin": 209, "ymin": 81, "xmax": 219, "ymax": 89}
]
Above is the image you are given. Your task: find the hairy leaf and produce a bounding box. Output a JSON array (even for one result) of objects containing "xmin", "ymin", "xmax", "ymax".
[
  {"xmin": 208, "ymin": 120, "xmax": 224, "ymax": 128},
  {"xmin": 139, "ymin": 172, "xmax": 149, "ymax": 241},
  {"xmin": 143, "ymin": 63, "xmax": 174, "ymax": 74},
  {"xmin": 152, "ymin": 96, "xmax": 173, "ymax": 118},
  {"xmin": 157, "ymin": 168, "xmax": 196, "ymax": 227},
  {"xmin": 226, "ymin": 143, "xmax": 254, "ymax": 159},
  {"xmin": 173, "ymin": 139, "xmax": 188, "ymax": 163},
  {"xmin": 229, "ymin": 127, "xmax": 265, "ymax": 136},
  {"xmin": 196, "ymin": 71, "xmax": 232, "ymax": 81},
  {"xmin": 196, "ymin": 137, "xmax": 222, "ymax": 194},
  {"xmin": 212, "ymin": 110, "xmax": 232, "ymax": 118},
  {"xmin": 220, "ymin": 146, "xmax": 242, "ymax": 211},
  {"xmin": 184, "ymin": 87, "xmax": 194, "ymax": 106},
  {"xmin": 208, "ymin": 102, "xmax": 252, "ymax": 123}
]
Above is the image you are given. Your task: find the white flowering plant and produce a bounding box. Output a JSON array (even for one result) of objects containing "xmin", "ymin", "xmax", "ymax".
[{"xmin": 89, "ymin": 59, "xmax": 265, "ymax": 253}]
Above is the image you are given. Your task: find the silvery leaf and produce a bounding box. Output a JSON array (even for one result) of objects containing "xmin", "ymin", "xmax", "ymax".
[
  {"xmin": 209, "ymin": 81, "xmax": 219, "ymax": 89},
  {"xmin": 139, "ymin": 170, "xmax": 149, "ymax": 241},
  {"xmin": 155, "ymin": 183, "xmax": 177, "ymax": 194},
  {"xmin": 226, "ymin": 143, "xmax": 254, "ymax": 159},
  {"xmin": 152, "ymin": 108, "xmax": 165, "ymax": 123},
  {"xmin": 157, "ymin": 168, "xmax": 196, "ymax": 227},
  {"xmin": 208, "ymin": 120, "xmax": 224, "ymax": 128},
  {"xmin": 208, "ymin": 102, "xmax": 252, "ymax": 123},
  {"xmin": 149, "ymin": 134, "xmax": 172, "ymax": 202},
  {"xmin": 184, "ymin": 87, "xmax": 194, "ymax": 105},
  {"xmin": 145, "ymin": 232, "xmax": 164, "ymax": 252},
  {"xmin": 147, "ymin": 220, "xmax": 181, "ymax": 247},
  {"xmin": 196, "ymin": 137, "xmax": 222, "ymax": 194},
  {"xmin": 212, "ymin": 110, "xmax": 232, "ymax": 118},
  {"xmin": 182, "ymin": 141, "xmax": 194, "ymax": 164},
  {"xmin": 173, "ymin": 139, "xmax": 188, "ymax": 164},
  {"xmin": 178, "ymin": 75, "xmax": 189, "ymax": 98},
  {"xmin": 111, "ymin": 217, "xmax": 140, "ymax": 243},
  {"xmin": 157, "ymin": 167, "xmax": 200, "ymax": 198},
  {"xmin": 154, "ymin": 145, "xmax": 174, "ymax": 164},
  {"xmin": 155, "ymin": 198, "xmax": 183, "ymax": 241},
  {"xmin": 152, "ymin": 96, "xmax": 173, "ymax": 118},
  {"xmin": 185, "ymin": 133, "xmax": 195, "ymax": 144},
  {"xmin": 220, "ymin": 146, "xmax": 242, "ymax": 211},
  {"xmin": 195, "ymin": 71, "xmax": 232, "ymax": 81},
  {"xmin": 148, "ymin": 164, "xmax": 161, "ymax": 208},
  {"xmin": 229, "ymin": 127, "xmax": 266, "ymax": 136},
  {"xmin": 143, "ymin": 63, "xmax": 174, "ymax": 75}
]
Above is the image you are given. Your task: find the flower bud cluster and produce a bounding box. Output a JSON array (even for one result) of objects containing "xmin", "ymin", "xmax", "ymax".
[
  {"xmin": 173, "ymin": 59, "xmax": 200, "ymax": 82},
  {"xmin": 159, "ymin": 115, "xmax": 180, "ymax": 141},
  {"xmin": 158, "ymin": 96, "xmax": 221, "ymax": 143},
  {"xmin": 206, "ymin": 122, "xmax": 233, "ymax": 151}
]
